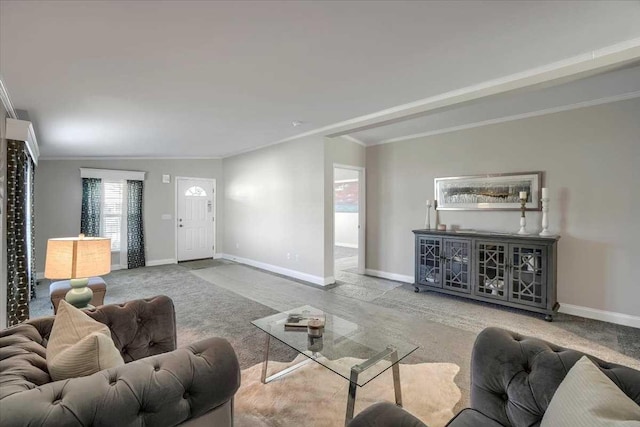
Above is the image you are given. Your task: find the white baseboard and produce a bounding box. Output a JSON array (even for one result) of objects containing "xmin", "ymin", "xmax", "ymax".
[
  {"xmin": 364, "ymin": 268, "xmax": 414, "ymax": 284},
  {"xmin": 220, "ymin": 253, "xmax": 332, "ymax": 286},
  {"xmin": 213, "ymin": 253, "xmax": 223, "ymax": 259},
  {"xmin": 559, "ymin": 303, "xmax": 640, "ymax": 328},
  {"xmin": 324, "ymin": 276, "xmax": 336, "ymax": 286},
  {"xmin": 146, "ymin": 258, "xmax": 177, "ymax": 267},
  {"xmin": 335, "ymin": 243, "xmax": 358, "ymax": 249}
]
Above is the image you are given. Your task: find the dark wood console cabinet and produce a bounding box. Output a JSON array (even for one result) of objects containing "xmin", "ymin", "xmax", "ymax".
[{"xmin": 413, "ymin": 230, "xmax": 560, "ymax": 321}]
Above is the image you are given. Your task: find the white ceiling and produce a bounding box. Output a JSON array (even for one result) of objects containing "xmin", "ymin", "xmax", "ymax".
[{"xmin": 1, "ymin": 1, "xmax": 640, "ymax": 159}]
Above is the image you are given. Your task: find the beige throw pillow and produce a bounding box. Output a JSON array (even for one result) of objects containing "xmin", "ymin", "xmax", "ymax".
[
  {"xmin": 541, "ymin": 356, "xmax": 640, "ymax": 427},
  {"xmin": 46, "ymin": 300, "xmax": 124, "ymax": 381}
]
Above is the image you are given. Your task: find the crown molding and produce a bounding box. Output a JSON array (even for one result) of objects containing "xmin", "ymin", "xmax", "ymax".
[
  {"xmin": 0, "ymin": 77, "xmax": 16, "ymax": 120},
  {"xmin": 373, "ymin": 90, "xmax": 640, "ymax": 146},
  {"xmin": 340, "ymin": 135, "xmax": 367, "ymax": 147}
]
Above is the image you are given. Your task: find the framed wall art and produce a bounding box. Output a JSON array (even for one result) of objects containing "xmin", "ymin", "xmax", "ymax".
[{"xmin": 435, "ymin": 172, "xmax": 542, "ymax": 211}]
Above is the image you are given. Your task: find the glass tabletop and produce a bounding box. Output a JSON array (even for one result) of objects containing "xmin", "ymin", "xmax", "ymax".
[{"xmin": 252, "ymin": 305, "xmax": 418, "ymax": 386}]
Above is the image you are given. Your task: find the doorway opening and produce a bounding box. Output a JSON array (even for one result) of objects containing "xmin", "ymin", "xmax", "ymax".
[
  {"xmin": 333, "ymin": 165, "xmax": 365, "ymax": 278},
  {"xmin": 175, "ymin": 177, "xmax": 216, "ymax": 262}
]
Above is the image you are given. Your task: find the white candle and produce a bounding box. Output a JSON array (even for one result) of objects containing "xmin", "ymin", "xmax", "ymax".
[
  {"xmin": 426, "ymin": 199, "xmax": 431, "ymax": 206},
  {"xmin": 519, "ymin": 191, "xmax": 527, "ymax": 200},
  {"xmin": 541, "ymin": 188, "xmax": 549, "ymax": 199}
]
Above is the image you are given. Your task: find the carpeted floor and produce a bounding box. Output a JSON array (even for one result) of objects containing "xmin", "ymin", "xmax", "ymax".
[
  {"xmin": 335, "ymin": 245, "xmax": 359, "ymax": 274},
  {"xmin": 334, "ymin": 246, "xmax": 358, "ymax": 260},
  {"xmin": 30, "ymin": 261, "xmax": 640, "ymax": 416},
  {"xmin": 32, "ymin": 264, "xmax": 298, "ymax": 368}
]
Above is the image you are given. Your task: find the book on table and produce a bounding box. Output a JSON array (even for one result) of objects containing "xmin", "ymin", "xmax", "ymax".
[{"xmin": 284, "ymin": 311, "xmax": 326, "ymax": 331}]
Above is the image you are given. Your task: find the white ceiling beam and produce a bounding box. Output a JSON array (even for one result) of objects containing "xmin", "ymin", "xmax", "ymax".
[
  {"xmin": 276, "ymin": 38, "xmax": 640, "ymax": 142},
  {"xmin": 373, "ymin": 91, "xmax": 640, "ymax": 146}
]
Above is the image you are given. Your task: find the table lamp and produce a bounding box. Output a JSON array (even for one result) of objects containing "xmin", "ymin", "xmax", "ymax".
[{"xmin": 44, "ymin": 235, "xmax": 111, "ymax": 309}]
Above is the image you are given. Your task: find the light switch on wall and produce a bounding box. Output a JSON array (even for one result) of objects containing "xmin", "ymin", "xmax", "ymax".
[
  {"xmin": 162, "ymin": 174, "xmax": 171, "ymax": 183},
  {"xmin": 161, "ymin": 214, "xmax": 172, "ymax": 220}
]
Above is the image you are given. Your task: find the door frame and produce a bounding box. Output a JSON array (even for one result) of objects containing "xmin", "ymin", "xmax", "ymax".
[
  {"xmin": 174, "ymin": 177, "xmax": 217, "ymax": 262},
  {"xmin": 332, "ymin": 164, "xmax": 366, "ymax": 275}
]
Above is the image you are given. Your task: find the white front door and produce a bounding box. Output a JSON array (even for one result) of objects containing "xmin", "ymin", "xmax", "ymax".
[{"xmin": 177, "ymin": 178, "xmax": 215, "ymax": 261}]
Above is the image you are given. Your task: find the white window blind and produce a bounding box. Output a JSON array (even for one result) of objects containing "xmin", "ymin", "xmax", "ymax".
[{"xmin": 102, "ymin": 180, "xmax": 125, "ymax": 252}]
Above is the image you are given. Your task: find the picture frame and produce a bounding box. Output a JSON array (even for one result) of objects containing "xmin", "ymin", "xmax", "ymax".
[{"xmin": 435, "ymin": 172, "xmax": 542, "ymax": 211}]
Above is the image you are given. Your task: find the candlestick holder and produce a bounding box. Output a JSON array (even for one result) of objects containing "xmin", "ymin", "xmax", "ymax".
[
  {"xmin": 517, "ymin": 197, "xmax": 529, "ymax": 235},
  {"xmin": 425, "ymin": 200, "xmax": 432, "ymax": 229},
  {"xmin": 434, "ymin": 200, "xmax": 439, "ymax": 230},
  {"xmin": 539, "ymin": 197, "xmax": 553, "ymax": 236}
]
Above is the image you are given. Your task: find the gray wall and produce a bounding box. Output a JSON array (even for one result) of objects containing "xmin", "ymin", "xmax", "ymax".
[
  {"xmin": 223, "ymin": 136, "xmax": 326, "ymax": 279},
  {"xmin": 34, "ymin": 158, "xmax": 223, "ymax": 272},
  {"xmin": 366, "ymin": 98, "xmax": 640, "ymax": 317}
]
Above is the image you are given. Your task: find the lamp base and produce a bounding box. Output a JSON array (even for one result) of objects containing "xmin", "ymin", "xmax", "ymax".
[
  {"xmin": 517, "ymin": 216, "xmax": 529, "ymax": 235},
  {"xmin": 65, "ymin": 278, "xmax": 94, "ymax": 309}
]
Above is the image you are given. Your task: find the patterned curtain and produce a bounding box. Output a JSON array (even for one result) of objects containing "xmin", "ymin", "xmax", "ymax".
[
  {"xmin": 28, "ymin": 161, "xmax": 35, "ymax": 300},
  {"xmin": 127, "ymin": 180, "xmax": 146, "ymax": 268},
  {"xmin": 6, "ymin": 140, "xmax": 33, "ymax": 325},
  {"xmin": 81, "ymin": 178, "xmax": 101, "ymax": 236}
]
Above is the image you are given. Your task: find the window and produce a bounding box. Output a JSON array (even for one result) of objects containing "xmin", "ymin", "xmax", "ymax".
[
  {"xmin": 80, "ymin": 168, "xmax": 146, "ymax": 269},
  {"xmin": 102, "ymin": 180, "xmax": 125, "ymax": 251},
  {"xmin": 185, "ymin": 186, "xmax": 207, "ymax": 197}
]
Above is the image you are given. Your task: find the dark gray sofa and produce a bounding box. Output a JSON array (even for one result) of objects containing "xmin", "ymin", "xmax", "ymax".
[
  {"xmin": 349, "ymin": 327, "xmax": 640, "ymax": 426},
  {"xmin": 0, "ymin": 295, "xmax": 240, "ymax": 427}
]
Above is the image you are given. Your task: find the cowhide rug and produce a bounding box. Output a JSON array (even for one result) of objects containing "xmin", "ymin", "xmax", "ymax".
[{"xmin": 235, "ymin": 355, "xmax": 461, "ymax": 427}]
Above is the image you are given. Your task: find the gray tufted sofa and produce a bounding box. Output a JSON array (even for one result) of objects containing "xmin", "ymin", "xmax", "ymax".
[
  {"xmin": 0, "ymin": 295, "xmax": 240, "ymax": 427},
  {"xmin": 349, "ymin": 326, "xmax": 640, "ymax": 427}
]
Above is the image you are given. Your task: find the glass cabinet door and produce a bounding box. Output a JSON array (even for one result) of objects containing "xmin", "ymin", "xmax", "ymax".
[
  {"xmin": 443, "ymin": 239, "xmax": 471, "ymax": 293},
  {"xmin": 417, "ymin": 236, "xmax": 442, "ymax": 287},
  {"xmin": 509, "ymin": 245, "xmax": 547, "ymax": 307},
  {"xmin": 475, "ymin": 241, "xmax": 508, "ymax": 300}
]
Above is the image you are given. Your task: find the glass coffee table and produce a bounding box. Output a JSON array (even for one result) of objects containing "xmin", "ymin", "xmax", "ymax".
[{"xmin": 252, "ymin": 305, "xmax": 418, "ymax": 425}]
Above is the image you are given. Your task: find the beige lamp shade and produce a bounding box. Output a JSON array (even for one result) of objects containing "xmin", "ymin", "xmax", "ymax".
[{"xmin": 45, "ymin": 237, "xmax": 111, "ymax": 279}]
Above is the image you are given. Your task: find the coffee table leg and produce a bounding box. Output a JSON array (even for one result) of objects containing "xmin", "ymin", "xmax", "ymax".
[
  {"xmin": 344, "ymin": 346, "xmax": 403, "ymax": 425},
  {"xmin": 345, "ymin": 367, "xmax": 360, "ymax": 426},
  {"xmin": 391, "ymin": 349, "xmax": 402, "ymax": 407},
  {"xmin": 261, "ymin": 332, "xmax": 315, "ymax": 384},
  {"xmin": 261, "ymin": 333, "xmax": 271, "ymax": 384}
]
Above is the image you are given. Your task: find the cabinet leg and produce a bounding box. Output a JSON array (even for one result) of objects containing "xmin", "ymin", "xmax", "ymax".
[
  {"xmin": 414, "ymin": 287, "xmax": 420, "ymax": 293},
  {"xmin": 544, "ymin": 314, "xmax": 553, "ymax": 322}
]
